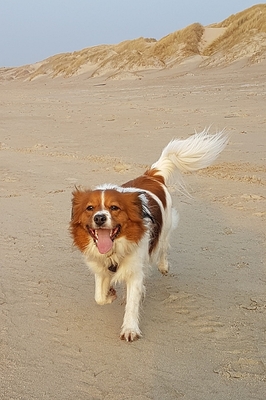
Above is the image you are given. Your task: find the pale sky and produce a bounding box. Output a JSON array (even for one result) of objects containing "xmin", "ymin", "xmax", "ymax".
[{"xmin": 0, "ymin": 0, "xmax": 259, "ymax": 67}]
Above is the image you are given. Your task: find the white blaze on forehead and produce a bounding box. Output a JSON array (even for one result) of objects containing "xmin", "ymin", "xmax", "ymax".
[
  {"xmin": 99, "ymin": 191, "xmax": 111, "ymax": 219},
  {"xmin": 93, "ymin": 190, "xmax": 111, "ymax": 222},
  {"xmin": 101, "ymin": 190, "xmax": 105, "ymax": 209}
]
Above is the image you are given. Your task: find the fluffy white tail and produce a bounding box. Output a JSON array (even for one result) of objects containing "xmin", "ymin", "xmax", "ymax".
[{"xmin": 151, "ymin": 129, "xmax": 228, "ymax": 183}]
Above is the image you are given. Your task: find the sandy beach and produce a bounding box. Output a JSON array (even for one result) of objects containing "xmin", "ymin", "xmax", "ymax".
[{"xmin": 1, "ymin": 56, "xmax": 266, "ymax": 399}]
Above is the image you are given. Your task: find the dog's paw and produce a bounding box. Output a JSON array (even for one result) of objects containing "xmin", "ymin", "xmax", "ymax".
[
  {"xmin": 95, "ymin": 287, "xmax": 117, "ymax": 305},
  {"xmin": 120, "ymin": 327, "xmax": 142, "ymax": 342},
  {"xmin": 158, "ymin": 260, "xmax": 169, "ymax": 275},
  {"xmin": 158, "ymin": 265, "xmax": 168, "ymax": 275},
  {"xmin": 105, "ymin": 287, "xmax": 117, "ymax": 304}
]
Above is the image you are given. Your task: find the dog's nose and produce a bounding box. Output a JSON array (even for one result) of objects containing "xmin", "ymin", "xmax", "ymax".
[{"xmin": 94, "ymin": 213, "xmax": 107, "ymax": 226}]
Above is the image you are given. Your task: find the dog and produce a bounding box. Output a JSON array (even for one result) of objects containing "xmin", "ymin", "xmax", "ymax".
[{"xmin": 70, "ymin": 129, "xmax": 228, "ymax": 341}]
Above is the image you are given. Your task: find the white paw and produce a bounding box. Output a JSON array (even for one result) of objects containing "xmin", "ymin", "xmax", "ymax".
[
  {"xmin": 95, "ymin": 287, "xmax": 117, "ymax": 305},
  {"xmin": 107, "ymin": 287, "xmax": 117, "ymax": 302},
  {"xmin": 120, "ymin": 327, "xmax": 142, "ymax": 342},
  {"xmin": 158, "ymin": 262, "xmax": 169, "ymax": 275}
]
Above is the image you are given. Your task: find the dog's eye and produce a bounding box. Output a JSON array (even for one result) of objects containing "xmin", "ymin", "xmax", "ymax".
[
  {"xmin": 86, "ymin": 205, "xmax": 94, "ymax": 211},
  {"xmin": 110, "ymin": 205, "xmax": 120, "ymax": 211}
]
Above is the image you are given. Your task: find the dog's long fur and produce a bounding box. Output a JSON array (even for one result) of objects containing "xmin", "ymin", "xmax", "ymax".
[{"xmin": 70, "ymin": 129, "xmax": 228, "ymax": 341}]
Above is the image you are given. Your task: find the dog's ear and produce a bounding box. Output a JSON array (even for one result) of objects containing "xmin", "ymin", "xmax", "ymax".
[
  {"xmin": 71, "ymin": 188, "xmax": 91, "ymax": 223},
  {"xmin": 71, "ymin": 189, "xmax": 81, "ymax": 222}
]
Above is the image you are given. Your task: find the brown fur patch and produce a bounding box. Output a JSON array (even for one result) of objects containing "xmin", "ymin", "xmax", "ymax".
[
  {"xmin": 122, "ymin": 168, "xmax": 166, "ymax": 208},
  {"xmin": 122, "ymin": 168, "xmax": 166, "ymax": 252}
]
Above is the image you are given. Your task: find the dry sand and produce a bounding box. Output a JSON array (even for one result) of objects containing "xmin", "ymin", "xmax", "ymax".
[{"xmin": 1, "ymin": 60, "xmax": 266, "ymax": 399}]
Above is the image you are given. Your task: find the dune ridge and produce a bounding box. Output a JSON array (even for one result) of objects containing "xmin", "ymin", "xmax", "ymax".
[{"xmin": 0, "ymin": 4, "xmax": 265, "ymax": 81}]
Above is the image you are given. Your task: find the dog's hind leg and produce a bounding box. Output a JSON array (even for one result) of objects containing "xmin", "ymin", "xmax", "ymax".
[
  {"xmin": 158, "ymin": 207, "xmax": 179, "ymax": 275},
  {"xmin": 158, "ymin": 249, "xmax": 169, "ymax": 275},
  {"xmin": 157, "ymin": 229, "xmax": 171, "ymax": 275}
]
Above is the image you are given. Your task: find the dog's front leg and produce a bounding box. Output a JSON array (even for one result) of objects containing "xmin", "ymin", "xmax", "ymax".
[
  {"xmin": 120, "ymin": 270, "xmax": 144, "ymax": 342},
  {"xmin": 94, "ymin": 272, "xmax": 117, "ymax": 305}
]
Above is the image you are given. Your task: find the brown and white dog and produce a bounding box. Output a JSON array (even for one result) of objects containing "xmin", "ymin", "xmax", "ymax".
[{"xmin": 70, "ymin": 130, "xmax": 228, "ymax": 341}]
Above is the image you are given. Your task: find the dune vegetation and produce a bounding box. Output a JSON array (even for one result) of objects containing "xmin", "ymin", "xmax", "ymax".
[
  {"xmin": 202, "ymin": 4, "xmax": 266, "ymax": 65},
  {"xmin": 0, "ymin": 4, "xmax": 265, "ymax": 81}
]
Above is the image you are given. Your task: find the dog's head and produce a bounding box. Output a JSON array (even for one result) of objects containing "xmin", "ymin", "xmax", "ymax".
[{"xmin": 70, "ymin": 187, "xmax": 152, "ymax": 254}]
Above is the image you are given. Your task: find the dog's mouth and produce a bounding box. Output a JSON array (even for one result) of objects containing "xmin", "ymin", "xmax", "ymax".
[{"xmin": 88, "ymin": 225, "xmax": 121, "ymax": 254}]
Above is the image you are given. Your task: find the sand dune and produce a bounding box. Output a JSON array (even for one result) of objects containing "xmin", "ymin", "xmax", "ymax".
[{"xmin": 0, "ymin": 4, "xmax": 265, "ymax": 81}]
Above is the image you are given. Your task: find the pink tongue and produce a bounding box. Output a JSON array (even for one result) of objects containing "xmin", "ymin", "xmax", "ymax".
[{"xmin": 97, "ymin": 230, "xmax": 113, "ymax": 254}]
